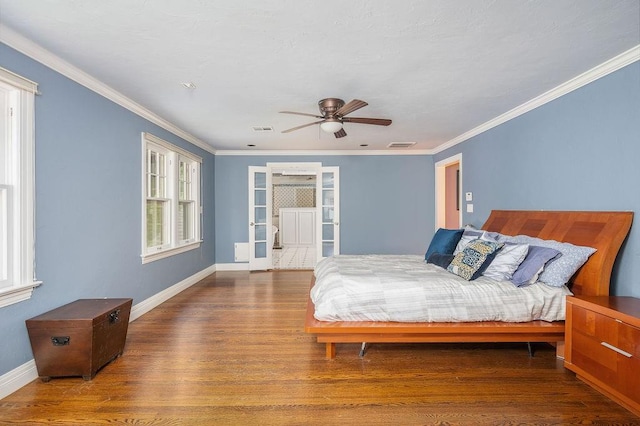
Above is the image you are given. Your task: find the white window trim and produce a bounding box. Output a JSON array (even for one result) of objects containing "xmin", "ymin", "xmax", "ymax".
[
  {"xmin": 141, "ymin": 132, "xmax": 202, "ymax": 264},
  {"xmin": 0, "ymin": 67, "xmax": 41, "ymax": 308}
]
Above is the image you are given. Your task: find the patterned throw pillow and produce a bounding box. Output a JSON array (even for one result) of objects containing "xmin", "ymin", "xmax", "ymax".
[
  {"xmin": 447, "ymin": 238, "xmax": 504, "ymax": 281},
  {"xmin": 448, "ymin": 239, "xmax": 504, "ymax": 281}
]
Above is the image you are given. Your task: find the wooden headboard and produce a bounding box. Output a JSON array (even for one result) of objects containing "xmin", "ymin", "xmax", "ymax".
[{"xmin": 481, "ymin": 210, "xmax": 633, "ymax": 296}]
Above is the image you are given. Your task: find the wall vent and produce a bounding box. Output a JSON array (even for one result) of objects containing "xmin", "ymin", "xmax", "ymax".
[
  {"xmin": 252, "ymin": 126, "xmax": 274, "ymax": 132},
  {"xmin": 387, "ymin": 142, "xmax": 416, "ymax": 148}
]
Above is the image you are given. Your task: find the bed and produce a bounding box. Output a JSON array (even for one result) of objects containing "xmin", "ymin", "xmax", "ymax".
[{"xmin": 305, "ymin": 210, "xmax": 633, "ymax": 359}]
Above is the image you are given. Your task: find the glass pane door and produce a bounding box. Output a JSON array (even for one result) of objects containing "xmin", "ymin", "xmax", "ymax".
[
  {"xmin": 248, "ymin": 166, "xmax": 271, "ymax": 270},
  {"xmin": 318, "ymin": 167, "xmax": 339, "ymax": 259}
]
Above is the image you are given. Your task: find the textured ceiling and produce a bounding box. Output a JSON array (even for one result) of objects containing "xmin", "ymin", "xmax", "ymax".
[{"xmin": 0, "ymin": 0, "xmax": 638, "ymax": 152}]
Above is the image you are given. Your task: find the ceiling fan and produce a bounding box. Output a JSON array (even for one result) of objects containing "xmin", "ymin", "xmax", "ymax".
[{"xmin": 279, "ymin": 98, "xmax": 392, "ymax": 138}]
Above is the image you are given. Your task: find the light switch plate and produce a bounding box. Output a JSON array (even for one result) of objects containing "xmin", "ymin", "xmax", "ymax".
[
  {"xmin": 465, "ymin": 192, "xmax": 473, "ymax": 202},
  {"xmin": 466, "ymin": 203, "xmax": 474, "ymax": 213}
]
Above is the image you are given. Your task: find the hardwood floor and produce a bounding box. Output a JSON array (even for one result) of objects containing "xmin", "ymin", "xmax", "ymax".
[{"xmin": 2, "ymin": 270, "xmax": 638, "ymax": 425}]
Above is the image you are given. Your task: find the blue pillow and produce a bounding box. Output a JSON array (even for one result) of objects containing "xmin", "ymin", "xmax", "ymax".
[
  {"xmin": 510, "ymin": 245, "xmax": 562, "ymax": 287},
  {"xmin": 426, "ymin": 253, "xmax": 455, "ymax": 269},
  {"xmin": 504, "ymin": 234, "xmax": 595, "ymax": 287},
  {"xmin": 425, "ymin": 228, "xmax": 464, "ymax": 261}
]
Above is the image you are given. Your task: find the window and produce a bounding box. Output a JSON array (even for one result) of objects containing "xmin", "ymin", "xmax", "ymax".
[
  {"xmin": 142, "ymin": 133, "xmax": 201, "ymax": 263},
  {"xmin": 0, "ymin": 66, "xmax": 40, "ymax": 308}
]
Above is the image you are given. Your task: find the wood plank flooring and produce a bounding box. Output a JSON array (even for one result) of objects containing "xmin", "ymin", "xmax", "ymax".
[{"xmin": 2, "ymin": 270, "xmax": 638, "ymax": 425}]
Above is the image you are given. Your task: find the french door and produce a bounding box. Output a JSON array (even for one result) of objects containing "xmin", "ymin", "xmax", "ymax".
[
  {"xmin": 248, "ymin": 166, "xmax": 272, "ymax": 270},
  {"xmin": 248, "ymin": 164, "xmax": 339, "ymax": 270},
  {"xmin": 317, "ymin": 167, "xmax": 339, "ymax": 260}
]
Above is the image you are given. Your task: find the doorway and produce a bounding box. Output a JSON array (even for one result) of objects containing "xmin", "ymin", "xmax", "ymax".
[
  {"xmin": 272, "ymin": 171, "xmax": 317, "ymax": 269},
  {"xmin": 248, "ymin": 163, "xmax": 340, "ymax": 271},
  {"xmin": 435, "ymin": 154, "xmax": 462, "ymax": 229}
]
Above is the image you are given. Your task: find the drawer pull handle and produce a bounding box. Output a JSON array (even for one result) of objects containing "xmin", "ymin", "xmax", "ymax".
[{"xmin": 601, "ymin": 341, "xmax": 632, "ymax": 358}]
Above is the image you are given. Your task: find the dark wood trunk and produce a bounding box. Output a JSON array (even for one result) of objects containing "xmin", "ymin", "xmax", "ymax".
[{"xmin": 26, "ymin": 298, "xmax": 132, "ymax": 381}]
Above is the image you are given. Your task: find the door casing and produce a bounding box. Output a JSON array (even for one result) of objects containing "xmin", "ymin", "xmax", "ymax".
[{"xmin": 435, "ymin": 154, "xmax": 462, "ymax": 230}]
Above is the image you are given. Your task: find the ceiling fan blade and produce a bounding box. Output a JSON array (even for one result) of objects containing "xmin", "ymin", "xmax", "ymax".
[
  {"xmin": 342, "ymin": 117, "xmax": 392, "ymax": 126},
  {"xmin": 334, "ymin": 128, "xmax": 347, "ymax": 138},
  {"xmin": 335, "ymin": 99, "xmax": 368, "ymax": 117},
  {"xmin": 281, "ymin": 120, "xmax": 325, "ymax": 133},
  {"xmin": 279, "ymin": 111, "xmax": 323, "ymax": 119}
]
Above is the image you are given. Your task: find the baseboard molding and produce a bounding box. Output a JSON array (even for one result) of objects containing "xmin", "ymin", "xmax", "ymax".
[
  {"xmin": 129, "ymin": 264, "xmax": 217, "ymax": 321},
  {"xmin": 215, "ymin": 263, "xmax": 249, "ymax": 271},
  {"xmin": 0, "ymin": 360, "xmax": 38, "ymax": 400},
  {"xmin": 0, "ymin": 263, "xmax": 217, "ymax": 400}
]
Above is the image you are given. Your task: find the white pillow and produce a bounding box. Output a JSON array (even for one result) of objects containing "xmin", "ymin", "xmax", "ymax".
[{"xmin": 482, "ymin": 243, "xmax": 529, "ymax": 282}]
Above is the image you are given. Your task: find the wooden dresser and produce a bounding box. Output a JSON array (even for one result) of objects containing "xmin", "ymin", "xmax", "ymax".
[{"xmin": 565, "ymin": 296, "xmax": 640, "ymax": 416}]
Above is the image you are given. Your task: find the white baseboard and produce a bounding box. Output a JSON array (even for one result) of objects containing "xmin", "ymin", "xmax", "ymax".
[
  {"xmin": 0, "ymin": 263, "xmax": 217, "ymax": 400},
  {"xmin": 0, "ymin": 360, "xmax": 38, "ymax": 400},
  {"xmin": 215, "ymin": 263, "xmax": 249, "ymax": 271},
  {"xmin": 129, "ymin": 264, "xmax": 217, "ymax": 321}
]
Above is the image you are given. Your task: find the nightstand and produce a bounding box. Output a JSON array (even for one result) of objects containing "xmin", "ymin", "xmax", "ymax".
[{"xmin": 565, "ymin": 296, "xmax": 640, "ymax": 417}]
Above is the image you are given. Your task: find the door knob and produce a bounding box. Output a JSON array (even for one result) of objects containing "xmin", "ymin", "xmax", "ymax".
[{"xmin": 250, "ymin": 222, "xmax": 254, "ymax": 226}]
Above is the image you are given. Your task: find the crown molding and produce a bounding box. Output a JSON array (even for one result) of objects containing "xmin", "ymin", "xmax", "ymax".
[
  {"xmin": 214, "ymin": 149, "xmax": 432, "ymax": 156},
  {"xmin": 3, "ymin": 23, "xmax": 636, "ymax": 158},
  {"xmin": 433, "ymin": 44, "xmax": 640, "ymax": 155},
  {"xmin": 0, "ymin": 24, "xmax": 216, "ymax": 155}
]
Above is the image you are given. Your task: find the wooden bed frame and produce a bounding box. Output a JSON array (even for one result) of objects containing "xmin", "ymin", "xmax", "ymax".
[{"xmin": 305, "ymin": 210, "xmax": 633, "ymax": 359}]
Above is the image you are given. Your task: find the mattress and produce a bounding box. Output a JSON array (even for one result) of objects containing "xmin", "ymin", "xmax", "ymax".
[{"xmin": 311, "ymin": 255, "xmax": 571, "ymax": 322}]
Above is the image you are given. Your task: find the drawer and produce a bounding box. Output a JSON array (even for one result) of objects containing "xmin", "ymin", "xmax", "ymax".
[
  {"xmin": 571, "ymin": 305, "xmax": 617, "ymax": 341},
  {"xmin": 617, "ymin": 321, "xmax": 640, "ymax": 403},
  {"xmin": 570, "ymin": 306, "xmax": 619, "ymax": 384},
  {"xmin": 565, "ymin": 296, "xmax": 640, "ymax": 416},
  {"xmin": 571, "ymin": 327, "xmax": 619, "ymax": 384}
]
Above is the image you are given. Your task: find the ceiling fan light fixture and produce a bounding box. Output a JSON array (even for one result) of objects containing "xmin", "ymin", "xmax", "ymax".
[
  {"xmin": 320, "ymin": 119, "xmax": 343, "ymax": 133},
  {"xmin": 280, "ymin": 98, "xmax": 390, "ymax": 138}
]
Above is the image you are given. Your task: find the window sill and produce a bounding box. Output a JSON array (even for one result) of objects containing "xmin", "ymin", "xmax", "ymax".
[
  {"xmin": 0, "ymin": 281, "xmax": 42, "ymax": 309},
  {"xmin": 141, "ymin": 240, "xmax": 202, "ymax": 264}
]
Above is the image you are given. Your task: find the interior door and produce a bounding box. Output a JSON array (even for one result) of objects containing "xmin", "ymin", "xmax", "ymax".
[
  {"xmin": 248, "ymin": 166, "xmax": 272, "ymax": 270},
  {"xmin": 317, "ymin": 167, "xmax": 340, "ymax": 259}
]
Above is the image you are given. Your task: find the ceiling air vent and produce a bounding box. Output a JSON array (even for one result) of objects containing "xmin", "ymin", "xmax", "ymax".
[
  {"xmin": 252, "ymin": 126, "xmax": 274, "ymax": 132},
  {"xmin": 387, "ymin": 142, "xmax": 416, "ymax": 149}
]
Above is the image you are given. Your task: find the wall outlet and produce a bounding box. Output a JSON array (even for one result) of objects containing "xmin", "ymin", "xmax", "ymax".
[{"xmin": 466, "ymin": 203, "xmax": 474, "ymax": 213}]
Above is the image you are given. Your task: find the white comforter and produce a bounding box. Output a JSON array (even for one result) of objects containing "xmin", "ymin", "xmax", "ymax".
[{"xmin": 311, "ymin": 255, "xmax": 571, "ymax": 322}]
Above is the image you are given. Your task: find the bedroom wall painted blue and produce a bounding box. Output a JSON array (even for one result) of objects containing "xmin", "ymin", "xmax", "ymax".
[
  {"xmin": 435, "ymin": 61, "xmax": 640, "ymax": 297},
  {"xmin": 0, "ymin": 44, "xmax": 216, "ymax": 377},
  {"xmin": 2, "ymin": 29, "xmax": 634, "ymax": 384},
  {"xmin": 215, "ymin": 155, "xmax": 433, "ymax": 263}
]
